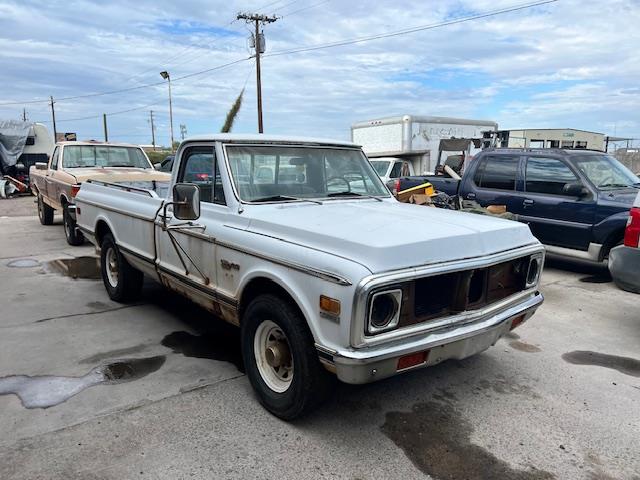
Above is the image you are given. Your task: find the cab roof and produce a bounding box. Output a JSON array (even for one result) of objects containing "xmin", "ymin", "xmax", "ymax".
[{"xmin": 181, "ymin": 133, "xmax": 359, "ymax": 148}]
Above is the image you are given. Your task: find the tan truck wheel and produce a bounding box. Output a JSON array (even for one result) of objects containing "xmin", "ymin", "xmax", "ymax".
[{"xmin": 37, "ymin": 194, "xmax": 54, "ymax": 225}]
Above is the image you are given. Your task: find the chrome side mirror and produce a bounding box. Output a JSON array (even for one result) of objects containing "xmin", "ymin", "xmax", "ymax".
[
  {"xmin": 35, "ymin": 162, "xmax": 47, "ymax": 170},
  {"xmin": 173, "ymin": 183, "xmax": 201, "ymax": 220}
]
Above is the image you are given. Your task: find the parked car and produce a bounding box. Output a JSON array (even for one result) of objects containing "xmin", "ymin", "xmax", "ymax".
[
  {"xmin": 75, "ymin": 134, "xmax": 544, "ymax": 419},
  {"xmin": 30, "ymin": 141, "xmax": 171, "ymax": 246},
  {"xmin": 393, "ymin": 148, "xmax": 640, "ymax": 262},
  {"xmin": 608, "ymin": 191, "xmax": 640, "ymax": 293}
]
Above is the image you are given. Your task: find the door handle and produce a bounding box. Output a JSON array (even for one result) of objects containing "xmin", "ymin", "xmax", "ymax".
[
  {"xmin": 466, "ymin": 193, "xmax": 476, "ymax": 199},
  {"xmin": 523, "ymin": 199, "xmax": 534, "ymax": 206}
]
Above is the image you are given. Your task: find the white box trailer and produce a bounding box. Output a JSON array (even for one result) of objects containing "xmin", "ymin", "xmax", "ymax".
[{"xmin": 351, "ymin": 115, "xmax": 498, "ymax": 174}]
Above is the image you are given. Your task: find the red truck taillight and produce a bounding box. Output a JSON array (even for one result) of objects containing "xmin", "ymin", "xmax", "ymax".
[
  {"xmin": 624, "ymin": 207, "xmax": 640, "ymax": 248},
  {"xmin": 71, "ymin": 184, "xmax": 81, "ymax": 198}
]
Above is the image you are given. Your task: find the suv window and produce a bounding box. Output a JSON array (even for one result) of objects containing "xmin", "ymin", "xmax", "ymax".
[
  {"xmin": 474, "ymin": 155, "xmax": 518, "ymax": 190},
  {"xmin": 390, "ymin": 161, "xmax": 403, "ymax": 178},
  {"xmin": 178, "ymin": 147, "xmax": 226, "ymax": 205},
  {"xmin": 525, "ymin": 157, "xmax": 579, "ymax": 196}
]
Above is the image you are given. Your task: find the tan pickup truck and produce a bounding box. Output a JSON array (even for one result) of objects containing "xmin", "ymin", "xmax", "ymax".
[{"xmin": 30, "ymin": 141, "xmax": 170, "ymax": 245}]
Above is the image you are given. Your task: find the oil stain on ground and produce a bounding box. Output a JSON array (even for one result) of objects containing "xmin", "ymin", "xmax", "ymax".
[
  {"xmin": 45, "ymin": 256, "xmax": 101, "ymax": 279},
  {"xmin": 0, "ymin": 356, "xmax": 165, "ymax": 409},
  {"xmin": 381, "ymin": 401, "xmax": 554, "ymax": 480},
  {"xmin": 562, "ymin": 351, "xmax": 640, "ymax": 378},
  {"xmin": 579, "ymin": 274, "xmax": 611, "ymax": 284},
  {"xmin": 509, "ymin": 340, "xmax": 542, "ymax": 353},
  {"xmin": 162, "ymin": 331, "xmax": 244, "ymax": 372}
]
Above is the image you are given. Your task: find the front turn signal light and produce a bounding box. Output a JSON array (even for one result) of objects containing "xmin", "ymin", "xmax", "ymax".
[{"xmin": 320, "ymin": 295, "xmax": 341, "ymax": 316}]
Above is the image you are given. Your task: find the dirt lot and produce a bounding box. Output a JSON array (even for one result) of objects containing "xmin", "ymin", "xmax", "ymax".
[{"xmin": 0, "ymin": 196, "xmax": 638, "ymax": 480}]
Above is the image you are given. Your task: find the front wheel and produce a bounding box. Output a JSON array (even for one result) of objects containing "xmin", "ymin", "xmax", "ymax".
[
  {"xmin": 63, "ymin": 206, "xmax": 84, "ymax": 246},
  {"xmin": 100, "ymin": 233, "xmax": 143, "ymax": 302},
  {"xmin": 37, "ymin": 194, "xmax": 54, "ymax": 225},
  {"xmin": 241, "ymin": 294, "xmax": 334, "ymax": 420}
]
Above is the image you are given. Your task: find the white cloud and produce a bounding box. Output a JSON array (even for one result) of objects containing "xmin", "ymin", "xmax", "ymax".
[{"xmin": 0, "ymin": 0, "xmax": 639, "ymax": 144}]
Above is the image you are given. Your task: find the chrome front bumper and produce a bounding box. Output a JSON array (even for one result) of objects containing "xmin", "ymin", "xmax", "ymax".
[{"xmin": 320, "ymin": 292, "xmax": 543, "ymax": 384}]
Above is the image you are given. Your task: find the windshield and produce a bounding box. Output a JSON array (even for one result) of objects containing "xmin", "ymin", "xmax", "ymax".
[
  {"xmin": 573, "ymin": 154, "xmax": 639, "ymax": 189},
  {"xmin": 370, "ymin": 160, "xmax": 391, "ymax": 176},
  {"xmin": 63, "ymin": 145, "xmax": 151, "ymax": 169},
  {"xmin": 226, "ymin": 145, "xmax": 390, "ymax": 202}
]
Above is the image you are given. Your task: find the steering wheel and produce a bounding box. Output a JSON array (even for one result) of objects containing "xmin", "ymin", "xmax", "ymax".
[{"xmin": 326, "ymin": 176, "xmax": 351, "ymax": 192}]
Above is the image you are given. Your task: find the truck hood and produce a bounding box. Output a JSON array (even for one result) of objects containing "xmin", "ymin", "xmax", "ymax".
[
  {"xmin": 243, "ymin": 200, "xmax": 537, "ymax": 273},
  {"xmin": 67, "ymin": 168, "xmax": 171, "ymax": 183}
]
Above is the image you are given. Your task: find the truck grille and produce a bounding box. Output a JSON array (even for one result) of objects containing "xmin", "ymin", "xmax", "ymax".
[{"xmin": 397, "ymin": 256, "xmax": 530, "ymax": 328}]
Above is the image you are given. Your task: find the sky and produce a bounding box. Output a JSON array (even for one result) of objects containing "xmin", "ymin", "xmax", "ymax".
[{"xmin": 1, "ymin": 0, "xmax": 639, "ymax": 147}]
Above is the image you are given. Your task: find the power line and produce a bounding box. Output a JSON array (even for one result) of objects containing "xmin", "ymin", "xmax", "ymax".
[
  {"xmin": 0, "ymin": 0, "xmax": 556, "ymax": 108},
  {"xmin": 281, "ymin": 0, "xmax": 330, "ymax": 18},
  {"xmin": 0, "ymin": 57, "xmax": 251, "ymax": 107},
  {"xmin": 265, "ymin": 0, "xmax": 558, "ymax": 57}
]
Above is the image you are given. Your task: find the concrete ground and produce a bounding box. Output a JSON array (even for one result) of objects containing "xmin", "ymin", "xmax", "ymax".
[{"xmin": 0, "ymin": 195, "xmax": 638, "ymax": 480}]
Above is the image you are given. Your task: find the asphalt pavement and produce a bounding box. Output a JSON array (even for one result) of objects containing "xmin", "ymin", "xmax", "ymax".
[{"xmin": 0, "ymin": 195, "xmax": 638, "ymax": 480}]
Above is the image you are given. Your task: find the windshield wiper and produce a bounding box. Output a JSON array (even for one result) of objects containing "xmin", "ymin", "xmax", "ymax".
[
  {"xmin": 251, "ymin": 195, "xmax": 323, "ymax": 205},
  {"xmin": 598, "ymin": 183, "xmax": 631, "ymax": 188},
  {"xmin": 327, "ymin": 191, "xmax": 383, "ymax": 201}
]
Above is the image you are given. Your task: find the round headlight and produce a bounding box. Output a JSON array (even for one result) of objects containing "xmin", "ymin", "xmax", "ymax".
[
  {"xmin": 370, "ymin": 292, "xmax": 399, "ymax": 329},
  {"xmin": 526, "ymin": 256, "xmax": 541, "ymax": 286}
]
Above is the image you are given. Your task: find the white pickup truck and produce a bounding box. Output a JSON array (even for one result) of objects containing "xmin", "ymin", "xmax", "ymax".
[{"xmin": 75, "ymin": 134, "xmax": 545, "ymax": 419}]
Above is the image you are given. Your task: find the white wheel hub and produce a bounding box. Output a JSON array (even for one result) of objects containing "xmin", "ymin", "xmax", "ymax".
[
  {"xmin": 254, "ymin": 320, "xmax": 294, "ymax": 393},
  {"xmin": 105, "ymin": 247, "xmax": 119, "ymax": 288}
]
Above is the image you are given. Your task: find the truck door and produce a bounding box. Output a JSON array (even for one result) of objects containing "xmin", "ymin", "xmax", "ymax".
[
  {"xmin": 45, "ymin": 147, "xmax": 60, "ymax": 203},
  {"xmin": 520, "ymin": 155, "xmax": 595, "ymax": 250},
  {"xmin": 155, "ymin": 144, "xmax": 228, "ymax": 312},
  {"xmin": 464, "ymin": 154, "xmax": 525, "ymax": 214}
]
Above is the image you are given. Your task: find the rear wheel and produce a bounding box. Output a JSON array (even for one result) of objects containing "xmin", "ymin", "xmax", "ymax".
[
  {"xmin": 63, "ymin": 205, "xmax": 84, "ymax": 246},
  {"xmin": 100, "ymin": 233, "xmax": 143, "ymax": 302},
  {"xmin": 37, "ymin": 194, "xmax": 54, "ymax": 225},
  {"xmin": 241, "ymin": 294, "xmax": 334, "ymax": 420}
]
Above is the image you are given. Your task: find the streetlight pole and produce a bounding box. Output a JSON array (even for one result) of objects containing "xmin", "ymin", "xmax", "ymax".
[{"xmin": 160, "ymin": 71, "xmax": 175, "ymax": 152}]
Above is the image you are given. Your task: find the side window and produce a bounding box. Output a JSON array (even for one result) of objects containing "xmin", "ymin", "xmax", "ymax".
[
  {"xmin": 525, "ymin": 157, "xmax": 579, "ymax": 196},
  {"xmin": 179, "ymin": 147, "xmax": 214, "ymax": 203},
  {"xmin": 474, "ymin": 155, "xmax": 518, "ymax": 190},
  {"xmin": 390, "ymin": 162, "xmax": 403, "ymax": 178},
  {"xmin": 178, "ymin": 147, "xmax": 226, "ymax": 205},
  {"xmin": 50, "ymin": 147, "xmax": 59, "ymax": 170}
]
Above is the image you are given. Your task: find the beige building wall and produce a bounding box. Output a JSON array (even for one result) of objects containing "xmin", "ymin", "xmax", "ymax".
[{"xmin": 506, "ymin": 129, "xmax": 604, "ymax": 150}]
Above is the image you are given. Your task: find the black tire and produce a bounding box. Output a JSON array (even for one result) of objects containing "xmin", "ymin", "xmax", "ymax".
[
  {"xmin": 63, "ymin": 205, "xmax": 84, "ymax": 246},
  {"xmin": 100, "ymin": 233, "xmax": 143, "ymax": 302},
  {"xmin": 37, "ymin": 194, "xmax": 54, "ymax": 225},
  {"xmin": 241, "ymin": 294, "xmax": 334, "ymax": 420}
]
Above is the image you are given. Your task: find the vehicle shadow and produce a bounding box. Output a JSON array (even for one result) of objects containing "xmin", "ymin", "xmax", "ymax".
[{"xmin": 544, "ymin": 255, "xmax": 611, "ymax": 283}]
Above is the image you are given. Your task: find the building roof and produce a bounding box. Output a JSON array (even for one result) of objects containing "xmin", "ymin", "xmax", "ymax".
[{"xmin": 500, "ymin": 128, "xmax": 604, "ymax": 135}]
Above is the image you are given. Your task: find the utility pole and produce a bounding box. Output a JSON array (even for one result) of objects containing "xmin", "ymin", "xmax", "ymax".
[
  {"xmin": 180, "ymin": 124, "xmax": 187, "ymax": 140},
  {"xmin": 160, "ymin": 71, "xmax": 175, "ymax": 152},
  {"xmin": 22, "ymin": 108, "xmax": 27, "ymax": 122},
  {"xmin": 149, "ymin": 110, "xmax": 157, "ymax": 150},
  {"xmin": 50, "ymin": 96, "xmax": 57, "ymax": 141},
  {"xmin": 103, "ymin": 113, "xmax": 108, "ymax": 142},
  {"xmin": 237, "ymin": 12, "xmax": 278, "ymax": 133}
]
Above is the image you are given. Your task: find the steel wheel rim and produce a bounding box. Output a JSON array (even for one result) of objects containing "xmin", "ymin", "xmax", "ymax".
[
  {"xmin": 254, "ymin": 320, "xmax": 294, "ymax": 393},
  {"xmin": 105, "ymin": 247, "xmax": 119, "ymax": 288}
]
